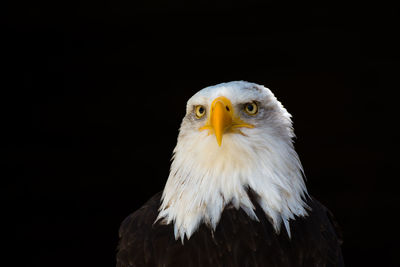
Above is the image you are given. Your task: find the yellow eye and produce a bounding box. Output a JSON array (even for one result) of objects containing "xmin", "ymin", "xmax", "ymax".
[
  {"xmin": 195, "ymin": 105, "xmax": 206, "ymax": 118},
  {"xmin": 244, "ymin": 102, "xmax": 258, "ymax": 115}
]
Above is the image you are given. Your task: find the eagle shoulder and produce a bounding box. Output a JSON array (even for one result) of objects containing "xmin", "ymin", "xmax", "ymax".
[{"xmin": 116, "ymin": 192, "xmax": 162, "ymax": 267}]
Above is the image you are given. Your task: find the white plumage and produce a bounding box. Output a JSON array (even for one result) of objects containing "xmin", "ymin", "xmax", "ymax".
[{"xmin": 157, "ymin": 81, "xmax": 308, "ymax": 242}]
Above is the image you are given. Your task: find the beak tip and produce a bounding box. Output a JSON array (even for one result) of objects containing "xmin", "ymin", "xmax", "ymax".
[{"xmin": 216, "ymin": 136, "xmax": 222, "ymax": 147}]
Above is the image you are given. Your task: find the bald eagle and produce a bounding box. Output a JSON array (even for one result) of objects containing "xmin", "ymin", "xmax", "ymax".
[{"xmin": 116, "ymin": 81, "xmax": 344, "ymax": 267}]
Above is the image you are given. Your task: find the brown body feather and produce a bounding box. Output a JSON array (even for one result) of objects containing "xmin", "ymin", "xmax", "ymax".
[{"xmin": 117, "ymin": 190, "xmax": 343, "ymax": 267}]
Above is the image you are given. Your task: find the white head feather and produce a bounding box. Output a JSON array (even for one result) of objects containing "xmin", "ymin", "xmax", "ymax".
[{"xmin": 157, "ymin": 81, "xmax": 308, "ymax": 242}]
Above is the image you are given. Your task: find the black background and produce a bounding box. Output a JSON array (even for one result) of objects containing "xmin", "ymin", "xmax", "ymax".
[{"xmin": 3, "ymin": 1, "xmax": 399, "ymax": 267}]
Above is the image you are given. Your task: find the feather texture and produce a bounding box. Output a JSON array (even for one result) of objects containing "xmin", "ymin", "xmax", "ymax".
[{"xmin": 117, "ymin": 191, "xmax": 344, "ymax": 267}]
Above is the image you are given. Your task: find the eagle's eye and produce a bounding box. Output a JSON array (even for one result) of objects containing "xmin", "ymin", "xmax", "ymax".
[
  {"xmin": 195, "ymin": 105, "xmax": 206, "ymax": 118},
  {"xmin": 244, "ymin": 102, "xmax": 258, "ymax": 115}
]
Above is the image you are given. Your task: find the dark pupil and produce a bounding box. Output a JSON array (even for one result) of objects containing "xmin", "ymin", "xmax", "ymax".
[
  {"xmin": 247, "ymin": 104, "xmax": 253, "ymax": 111},
  {"xmin": 199, "ymin": 107, "xmax": 204, "ymax": 114}
]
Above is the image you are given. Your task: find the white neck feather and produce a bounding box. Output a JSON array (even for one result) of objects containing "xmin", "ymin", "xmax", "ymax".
[{"xmin": 157, "ymin": 124, "xmax": 308, "ymax": 242}]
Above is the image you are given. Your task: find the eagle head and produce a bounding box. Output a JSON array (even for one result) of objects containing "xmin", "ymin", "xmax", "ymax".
[{"xmin": 157, "ymin": 81, "xmax": 308, "ymax": 242}]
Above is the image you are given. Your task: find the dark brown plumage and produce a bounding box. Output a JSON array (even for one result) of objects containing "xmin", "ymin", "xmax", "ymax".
[{"xmin": 116, "ymin": 190, "xmax": 343, "ymax": 267}]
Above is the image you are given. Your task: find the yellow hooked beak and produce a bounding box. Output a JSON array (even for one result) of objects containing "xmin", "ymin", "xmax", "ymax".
[{"xmin": 199, "ymin": 96, "xmax": 254, "ymax": 146}]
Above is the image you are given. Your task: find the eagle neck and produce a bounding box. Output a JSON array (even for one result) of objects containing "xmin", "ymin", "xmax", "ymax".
[{"xmin": 157, "ymin": 129, "xmax": 308, "ymax": 242}]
